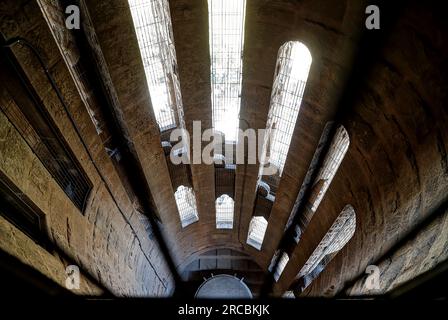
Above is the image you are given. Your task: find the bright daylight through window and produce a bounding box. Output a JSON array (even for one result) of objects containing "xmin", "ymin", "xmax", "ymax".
[
  {"xmin": 297, "ymin": 205, "xmax": 356, "ymax": 278},
  {"xmin": 208, "ymin": 0, "xmax": 246, "ymax": 142},
  {"xmin": 274, "ymin": 252, "xmax": 290, "ymax": 281},
  {"xmin": 247, "ymin": 216, "xmax": 268, "ymax": 250},
  {"xmin": 216, "ymin": 194, "xmax": 234, "ymax": 229},
  {"xmin": 175, "ymin": 186, "xmax": 199, "ymax": 228},
  {"xmin": 310, "ymin": 126, "xmax": 350, "ymax": 212},
  {"xmin": 129, "ymin": 0, "xmax": 182, "ymax": 131},
  {"xmin": 260, "ymin": 42, "xmax": 312, "ymax": 176}
]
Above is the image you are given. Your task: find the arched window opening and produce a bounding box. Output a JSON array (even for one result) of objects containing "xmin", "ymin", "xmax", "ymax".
[
  {"xmin": 174, "ymin": 186, "xmax": 199, "ymax": 228},
  {"xmin": 208, "ymin": 0, "xmax": 247, "ymax": 142},
  {"xmin": 274, "ymin": 252, "xmax": 290, "ymax": 281},
  {"xmin": 250, "ymin": 42, "xmax": 311, "ymax": 252},
  {"xmin": 268, "ymin": 250, "xmax": 280, "ymax": 271},
  {"xmin": 309, "ymin": 126, "xmax": 350, "ymax": 212},
  {"xmin": 129, "ymin": 0, "xmax": 183, "ymax": 131},
  {"xmin": 216, "ymin": 194, "xmax": 234, "ymax": 229},
  {"xmin": 296, "ymin": 205, "xmax": 356, "ymax": 291},
  {"xmin": 259, "ymin": 41, "xmax": 312, "ymax": 177},
  {"xmin": 246, "ymin": 216, "xmax": 268, "ymax": 250},
  {"xmin": 283, "ymin": 291, "xmax": 295, "ymax": 298}
]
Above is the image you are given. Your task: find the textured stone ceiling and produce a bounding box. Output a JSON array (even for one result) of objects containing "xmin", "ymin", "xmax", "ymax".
[
  {"xmin": 0, "ymin": 0, "xmax": 446, "ymax": 297},
  {"xmin": 81, "ymin": 0, "xmax": 448, "ymax": 295}
]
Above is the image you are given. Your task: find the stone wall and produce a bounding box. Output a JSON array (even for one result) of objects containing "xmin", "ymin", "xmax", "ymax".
[
  {"xmin": 0, "ymin": 215, "xmax": 102, "ymax": 295},
  {"xmin": 345, "ymin": 205, "xmax": 448, "ymax": 296},
  {"xmin": 278, "ymin": 1, "xmax": 448, "ymax": 296},
  {"xmin": 1, "ymin": 0, "xmax": 446, "ymax": 298},
  {"xmin": 0, "ymin": 0, "xmax": 174, "ymax": 296}
]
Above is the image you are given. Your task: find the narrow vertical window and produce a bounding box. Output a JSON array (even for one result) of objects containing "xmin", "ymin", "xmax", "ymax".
[
  {"xmin": 310, "ymin": 126, "xmax": 350, "ymax": 212},
  {"xmin": 216, "ymin": 194, "xmax": 234, "ymax": 229},
  {"xmin": 249, "ymin": 42, "xmax": 311, "ymax": 252},
  {"xmin": 174, "ymin": 186, "xmax": 199, "ymax": 228},
  {"xmin": 297, "ymin": 205, "xmax": 356, "ymax": 284},
  {"xmin": 274, "ymin": 252, "xmax": 290, "ymax": 281},
  {"xmin": 208, "ymin": 0, "xmax": 246, "ymax": 142},
  {"xmin": 246, "ymin": 216, "xmax": 268, "ymax": 250},
  {"xmin": 129, "ymin": 0, "xmax": 182, "ymax": 131},
  {"xmin": 260, "ymin": 42, "xmax": 312, "ymax": 176}
]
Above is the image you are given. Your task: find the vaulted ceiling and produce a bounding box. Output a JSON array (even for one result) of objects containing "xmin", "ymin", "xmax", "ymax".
[
  {"xmin": 84, "ymin": 0, "xmax": 448, "ymax": 296},
  {"xmin": 0, "ymin": 0, "xmax": 447, "ymax": 297}
]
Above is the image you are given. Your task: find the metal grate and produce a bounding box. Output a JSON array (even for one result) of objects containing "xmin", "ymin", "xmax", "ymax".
[
  {"xmin": 208, "ymin": 0, "xmax": 246, "ymax": 142},
  {"xmin": 174, "ymin": 185, "xmax": 199, "ymax": 228},
  {"xmin": 310, "ymin": 126, "xmax": 350, "ymax": 212},
  {"xmin": 274, "ymin": 252, "xmax": 290, "ymax": 281},
  {"xmin": 260, "ymin": 42, "xmax": 312, "ymax": 176},
  {"xmin": 0, "ymin": 171, "xmax": 46, "ymax": 246},
  {"xmin": 216, "ymin": 194, "xmax": 234, "ymax": 229},
  {"xmin": 129, "ymin": 0, "xmax": 182, "ymax": 131},
  {"xmin": 246, "ymin": 216, "xmax": 268, "ymax": 250},
  {"xmin": 0, "ymin": 72, "xmax": 92, "ymax": 214},
  {"xmin": 297, "ymin": 205, "xmax": 356, "ymax": 279}
]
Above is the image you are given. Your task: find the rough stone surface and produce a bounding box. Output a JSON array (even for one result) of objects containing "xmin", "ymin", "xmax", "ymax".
[
  {"xmin": 274, "ymin": 1, "xmax": 448, "ymax": 296},
  {"xmin": 0, "ymin": 216, "xmax": 103, "ymax": 295},
  {"xmin": 0, "ymin": 0, "xmax": 173, "ymax": 296},
  {"xmin": 0, "ymin": 0, "xmax": 447, "ymax": 298},
  {"xmin": 345, "ymin": 206, "xmax": 448, "ymax": 296}
]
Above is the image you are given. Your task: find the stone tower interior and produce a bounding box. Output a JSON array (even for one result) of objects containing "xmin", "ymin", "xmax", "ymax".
[{"xmin": 0, "ymin": 0, "xmax": 447, "ymax": 311}]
